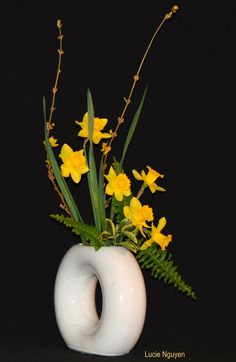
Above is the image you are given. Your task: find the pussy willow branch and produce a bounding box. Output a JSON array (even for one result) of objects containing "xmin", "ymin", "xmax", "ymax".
[
  {"xmin": 103, "ymin": 5, "xmax": 179, "ymax": 171},
  {"xmin": 45, "ymin": 20, "xmax": 72, "ymax": 216}
]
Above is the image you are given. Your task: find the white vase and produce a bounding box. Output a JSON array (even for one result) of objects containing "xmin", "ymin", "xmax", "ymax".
[{"xmin": 54, "ymin": 245, "xmax": 146, "ymax": 356}]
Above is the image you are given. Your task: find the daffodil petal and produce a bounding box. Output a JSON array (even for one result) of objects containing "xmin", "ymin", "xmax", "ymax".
[
  {"xmin": 92, "ymin": 132, "xmax": 102, "ymax": 144},
  {"xmin": 78, "ymin": 129, "xmax": 88, "ymax": 138},
  {"xmin": 101, "ymin": 132, "xmax": 112, "ymax": 139},
  {"xmin": 130, "ymin": 197, "xmax": 142, "ymax": 213},
  {"xmin": 141, "ymin": 170, "xmax": 146, "ymax": 179},
  {"xmin": 140, "ymin": 239, "xmax": 153, "ymax": 250},
  {"xmin": 93, "ymin": 131, "xmax": 111, "ymax": 144},
  {"xmin": 61, "ymin": 164, "xmax": 71, "ymax": 177},
  {"xmin": 155, "ymin": 185, "xmax": 166, "ymax": 192},
  {"xmin": 138, "ymin": 225, "xmax": 146, "ymax": 238},
  {"xmin": 105, "ymin": 166, "xmax": 117, "ymax": 182},
  {"xmin": 149, "ymin": 184, "xmax": 156, "ymax": 193},
  {"xmin": 105, "ymin": 183, "xmax": 114, "ymax": 196},
  {"xmin": 94, "ymin": 117, "xmax": 108, "ymax": 131},
  {"xmin": 82, "ymin": 112, "xmax": 88, "ymax": 122},
  {"xmin": 123, "ymin": 206, "xmax": 131, "ymax": 219},
  {"xmin": 81, "ymin": 164, "xmax": 89, "ymax": 174},
  {"xmin": 115, "ymin": 190, "xmax": 124, "ymax": 201},
  {"xmin": 132, "ymin": 169, "xmax": 143, "ymax": 180},
  {"xmin": 59, "ymin": 144, "xmax": 73, "ymax": 163},
  {"xmin": 157, "ymin": 217, "xmax": 167, "ymax": 232},
  {"xmin": 124, "ymin": 189, "xmax": 131, "ymax": 197},
  {"xmin": 71, "ymin": 170, "xmax": 82, "ymax": 183}
]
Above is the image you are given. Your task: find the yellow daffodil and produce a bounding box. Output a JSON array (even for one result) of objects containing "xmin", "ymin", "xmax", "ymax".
[
  {"xmin": 132, "ymin": 165, "xmax": 165, "ymax": 193},
  {"xmin": 123, "ymin": 197, "xmax": 153, "ymax": 237},
  {"xmin": 49, "ymin": 136, "xmax": 59, "ymax": 147},
  {"xmin": 76, "ymin": 112, "xmax": 112, "ymax": 144},
  {"xmin": 105, "ymin": 166, "xmax": 131, "ymax": 201},
  {"xmin": 59, "ymin": 143, "xmax": 89, "ymax": 183},
  {"xmin": 140, "ymin": 217, "xmax": 172, "ymax": 251}
]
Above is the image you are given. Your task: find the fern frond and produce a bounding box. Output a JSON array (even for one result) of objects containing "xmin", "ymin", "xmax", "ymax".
[
  {"xmin": 50, "ymin": 214, "xmax": 104, "ymax": 250},
  {"xmin": 136, "ymin": 244, "xmax": 196, "ymax": 300}
]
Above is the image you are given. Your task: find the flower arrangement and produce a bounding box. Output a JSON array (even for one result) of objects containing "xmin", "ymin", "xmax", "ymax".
[{"xmin": 43, "ymin": 5, "xmax": 196, "ymax": 300}]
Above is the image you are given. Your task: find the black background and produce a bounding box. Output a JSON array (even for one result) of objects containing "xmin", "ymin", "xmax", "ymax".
[{"xmin": 2, "ymin": 1, "xmax": 236, "ymax": 361}]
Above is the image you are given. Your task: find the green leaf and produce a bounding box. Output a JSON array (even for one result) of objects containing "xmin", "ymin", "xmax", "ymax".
[
  {"xmin": 87, "ymin": 89, "xmax": 101, "ymax": 230},
  {"xmin": 43, "ymin": 97, "xmax": 83, "ymax": 223},
  {"xmin": 98, "ymin": 155, "xmax": 106, "ymax": 230},
  {"xmin": 136, "ymin": 244, "xmax": 196, "ymax": 300},
  {"xmin": 120, "ymin": 85, "xmax": 148, "ymax": 167},
  {"xmin": 109, "ymin": 196, "xmax": 116, "ymax": 221},
  {"xmin": 112, "ymin": 157, "xmax": 123, "ymax": 174},
  {"xmin": 105, "ymin": 218, "xmax": 116, "ymax": 237},
  {"xmin": 51, "ymin": 213, "xmax": 104, "ymax": 250},
  {"xmin": 122, "ymin": 231, "xmax": 138, "ymax": 244},
  {"xmin": 119, "ymin": 240, "xmax": 139, "ymax": 253}
]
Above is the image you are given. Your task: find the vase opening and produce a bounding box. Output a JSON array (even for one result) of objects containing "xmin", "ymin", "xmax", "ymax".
[{"xmin": 95, "ymin": 279, "xmax": 103, "ymax": 319}]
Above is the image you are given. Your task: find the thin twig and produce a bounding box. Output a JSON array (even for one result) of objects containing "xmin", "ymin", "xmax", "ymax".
[
  {"xmin": 46, "ymin": 162, "xmax": 71, "ymax": 216},
  {"xmin": 103, "ymin": 5, "xmax": 179, "ymax": 171},
  {"xmin": 47, "ymin": 19, "xmax": 64, "ymax": 131},
  {"xmin": 45, "ymin": 20, "xmax": 72, "ymax": 216}
]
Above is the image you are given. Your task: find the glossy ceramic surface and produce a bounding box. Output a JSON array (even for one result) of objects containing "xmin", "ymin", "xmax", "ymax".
[{"xmin": 54, "ymin": 245, "xmax": 146, "ymax": 356}]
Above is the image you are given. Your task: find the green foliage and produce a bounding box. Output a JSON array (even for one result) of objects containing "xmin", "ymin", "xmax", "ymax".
[
  {"xmin": 98, "ymin": 155, "xmax": 106, "ymax": 231},
  {"xmin": 112, "ymin": 195, "xmax": 132, "ymax": 224},
  {"xmin": 87, "ymin": 90, "xmax": 103, "ymax": 230},
  {"xmin": 50, "ymin": 214, "xmax": 104, "ymax": 250},
  {"xmin": 112, "ymin": 158, "xmax": 123, "ymax": 174},
  {"xmin": 101, "ymin": 218, "xmax": 140, "ymax": 253},
  {"xmin": 136, "ymin": 244, "xmax": 196, "ymax": 300}
]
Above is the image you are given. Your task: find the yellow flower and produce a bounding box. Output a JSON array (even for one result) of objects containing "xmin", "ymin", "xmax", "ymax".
[
  {"xmin": 172, "ymin": 5, "xmax": 179, "ymax": 13},
  {"xmin": 105, "ymin": 166, "xmax": 131, "ymax": 201},
  {"xmin": 49, "ymin": 136, "xmax": 59, "ymax": 147},
  {"xmin": 132, "ymin": 166, "xmax": 165, "ymax": 193},
  {"xmin": 101, "ymin": 142, "xmax": 111, "ymax": 155},
  {"xmin": 123, "ymin": 197, "xmax": 153, "ymax": 237},
  {"xmin": 59, "ymin": 143, "xmax": 89, "ymax": 183},
  {"xmin": 76, "ymin": 112, "xmax": 112, "ymax": 144},
  {"xmin": 140, "ymin": 217, "xmax": 172, "ymax": 251}
]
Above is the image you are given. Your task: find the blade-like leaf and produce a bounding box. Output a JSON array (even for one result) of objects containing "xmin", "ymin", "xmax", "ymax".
[
  {"xmin": 87, "ymin": 89, "xmax": 100, "ymax": 230},
  {"xmin": 119, "ymin": 241, "xmax": 138, "ymax": 253},
  {"xmin": 122, "ymin": 230, "xmax": 138, "ymax": 244},
  {"xmin": 98, "ymin": 155, "xmax": 106, "ymax": 230},
  {"xmin": 120, "ymin": 85, "xmax": 148, "ymax": 167}
]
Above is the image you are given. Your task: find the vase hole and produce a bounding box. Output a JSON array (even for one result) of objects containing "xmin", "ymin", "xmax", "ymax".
[{"xmin": 95, "ymin": 280, "xmax": 103, "ymax": 318}]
